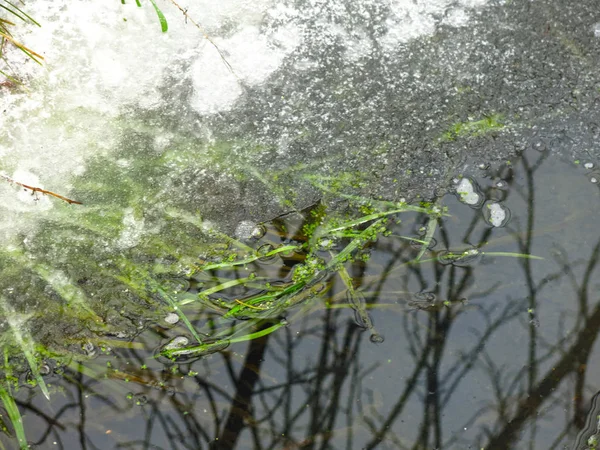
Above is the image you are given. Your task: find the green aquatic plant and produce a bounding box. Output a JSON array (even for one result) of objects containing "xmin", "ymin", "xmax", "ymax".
[
  {"xmin": 160, "ymin": 200, "xmax": 440, "ymax": 359},
  {"xmin": 0, "ymin": 385, "xmax": 26, "ymax": 449},
  {"xmin": 158, "ymin": 196, "xmax": 544, "ymax": 360}
]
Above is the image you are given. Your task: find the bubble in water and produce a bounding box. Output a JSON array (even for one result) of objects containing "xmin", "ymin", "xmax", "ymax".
[
  {"xmin": 235, "ymin": 221, "xmax": 258, "ymax": 240},
  {"xmin": 39, "ymin": 364, "xmax": 52, "ymax": 376},
  {"xmin": 414, "ymin": 291, "xmax": 436, "ymax": 302},
  {"xmin": 258, "ymin": 243, "xmax": 274, "ymax": 255},
  {"xmin": 162, "ymin": 277, "xmax": 190, "ymax": 294},
  {"xmin": 370, "ymin": 333, "xmax": 385, "ymax": 344},
  {"xmin": 164, "ymin": 312, "xmax": 179, "ymax": 324},
  {"xmin": 251, "ymin": 224, "xmax": 267, "ymax": 239},
  {"xmin": 82, "ymin": 341, "xmax": 97, "ymax": 357},
  {"xmin": 257, "ymin": 243, "xmax": 278, "ymax": 262},
  {"xmin": 454, "ymin": 178, "xmax": 483, "ymax": 208},
  {"xmin": 590, "ymin": 175, "xmax": 599, "ymax": 184},
  {"xmin": 531, "ymin": 139, "xmax": 546, "ymax": 152},
  {"xmin": 594, "ymin": 23, "xmax": 600, "ymax": 38},
  {"xmin": 483, "ymin": 201, "xmax": 511, "ymax": 227},
  {"xmin": 164, "ymin": 336, "xmax": 189, "ymax": 350},
  {"xmin": 585, "ymin": 162, "xmax": 595, "ymax": 170},
  {"xmin": 134, "ymin": 394, "xmax": 148, "ymax": 406},
  {"xmin": 478, "ymin": 163, "xmax": 489, "ymax": 170}
]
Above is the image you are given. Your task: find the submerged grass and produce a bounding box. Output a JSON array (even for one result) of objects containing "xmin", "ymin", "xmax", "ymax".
[
  {"xmin": 0, "ymin": 386, "xmax": 25, "ymax": 450},
  {"xmin": 159, "ymin": 201, "xmax": 443, "ymax": 359},
  {"xmin": 157, "ymin": 192, "xmax": 543, "ymax": 360},
  {"xmin": 0, "ymin": 298, "xmax": 50, "ymax": 401},
  {"xmin": 0, "ymin": 179, "xmax": 544, "ymax": 447}
]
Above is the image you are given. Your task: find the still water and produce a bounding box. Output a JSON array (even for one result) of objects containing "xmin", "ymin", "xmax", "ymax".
[
  {"xmin": 5, "ymin": 147, "xmax": 599, "ymax": 450},
  {"xmin": 2, "ymin": 0, "xmax": 600, "ymax": 449}
]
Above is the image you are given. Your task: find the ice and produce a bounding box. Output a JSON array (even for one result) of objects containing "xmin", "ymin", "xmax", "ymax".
[
  {"xmin": 116, "ymin": 208, "xmax": 145, "ymax": 250},
  {"xmin": 0, "ymin": 0, "xmax": 489, "ymax": 247},
  {"xmin": 381, "ymin": 0, "xmax": 489, "ymax": 49}
]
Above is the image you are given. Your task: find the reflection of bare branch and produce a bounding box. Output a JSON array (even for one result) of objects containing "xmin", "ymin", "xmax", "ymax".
[{"xmin": 486, "ymin": 239, "xmax": 600, "ymax": 449}]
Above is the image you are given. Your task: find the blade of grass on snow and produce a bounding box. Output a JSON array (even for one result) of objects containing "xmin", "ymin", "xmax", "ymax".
[{"xmin": 148, "ymin": 0, "xmax": 168, "ymax": 32}]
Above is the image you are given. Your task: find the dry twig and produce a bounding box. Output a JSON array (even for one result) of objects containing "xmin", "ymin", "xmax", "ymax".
[
  {"xmin": 166, "ymin": 0, "xmax": 240, "ymax": 81},
  {"xmin": 0, "ymin": 173, "xmax": 82, "ymax": 205}
]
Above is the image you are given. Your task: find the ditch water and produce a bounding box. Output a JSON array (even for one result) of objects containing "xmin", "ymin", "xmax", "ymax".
[
  {"xmin": 1, "ymin": 0, "xmax": 600, "ymax": 449},
  {"xmin": 10, "ymin": 146, "xmax": 600, "ymax": 450}
]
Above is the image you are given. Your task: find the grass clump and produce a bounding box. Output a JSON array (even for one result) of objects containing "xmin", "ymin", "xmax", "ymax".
[
  {"xmin": 160, "ymin": 199, "xmax": 444, "ymax": 359},
  {"xmin": 0, "ymin": 0, "xmax": 42, "ymax": 83}
]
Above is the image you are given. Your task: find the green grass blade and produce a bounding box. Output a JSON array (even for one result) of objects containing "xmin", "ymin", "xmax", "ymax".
[
  {"xmin": 416, "ymin": 215, "xmax": 437, "ymax": 261},
  {"xmin": 179, "ymin": 276, "xmax": 267, "ymax": 306},
  {"xmin": 0, "ymin": 298, "xmax": 50, "ymax": 401},
  {"xmin": 315, "ymin": 208, "xmax": 406, "ymax": 237},
  {"xmin": 326, "ymin": 219, "xmax": 384, "ymax": 269},
  {"xmin": 0, "ymin": 386, "xmax": 26, "ymax": 449},
  {"xmin": 148, "ymin": 0, "xmax": 168, "ymax": 32},
  {"xmin": 157, "ymin": 288, "xmax": 202, "ymax": 343},
  {"xmin": 412, "ymin": 250, "xmax": 543, "ymax": 265},
  {"xmin": 191, "ymin": 244, "xmax": 300, "ymax": 273},
  {"xmin": 0, "ymin": 68, "xmax": 20, "ymax": 85},
  {"xmin": 163, "ymin": 321, "xmax": 285, "ymax": 358},
  {"xmin": 3, "ymin": 1, "xmax": 41, "ymax": 26},
  {"xmin": 0, "ymin": 4, "xmax": 26, "ymax": 23},
  {"xmin": 481, "ymin": 252, "xmax": 544, "ymax": 260}
]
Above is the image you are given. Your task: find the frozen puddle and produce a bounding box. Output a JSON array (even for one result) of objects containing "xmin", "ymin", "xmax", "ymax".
[{"xmin": 0, "ymin": 0, "xmax": 491, "ymax": 240}]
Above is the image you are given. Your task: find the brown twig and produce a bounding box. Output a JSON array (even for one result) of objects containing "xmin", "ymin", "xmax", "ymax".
[{"xmin": 0, "ymin": 173, "xmax": 82, "ymax": 205}]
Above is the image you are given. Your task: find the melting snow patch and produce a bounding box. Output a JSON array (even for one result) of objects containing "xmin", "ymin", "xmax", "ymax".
[{"xmin": 190, "ymin": 24, "xmax": 301, "ymax": 114}]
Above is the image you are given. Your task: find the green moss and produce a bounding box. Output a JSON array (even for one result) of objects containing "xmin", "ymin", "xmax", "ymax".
[{"xmin": 440, "ymin": 113, "xmax": 505, "ymax": 142}]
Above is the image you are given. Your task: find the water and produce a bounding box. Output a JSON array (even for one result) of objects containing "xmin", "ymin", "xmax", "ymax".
[
  {"xmin": 7, "ymin": 146, "xmax": 600, "ymax": 449},
  {"xmin": 2, "ymin": 0, "xmax": 600, "ymax": 449}
]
